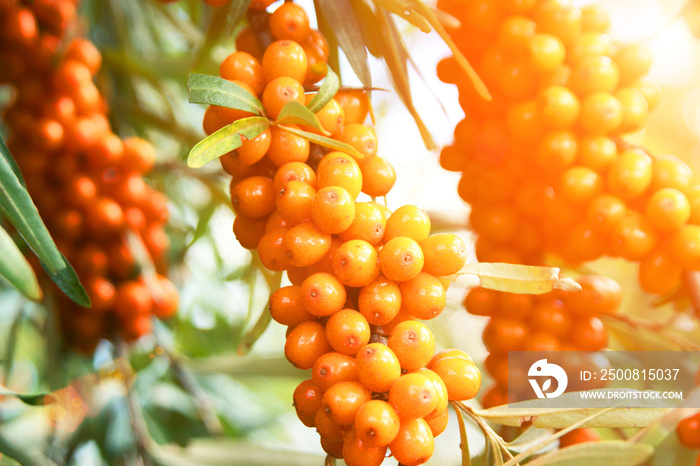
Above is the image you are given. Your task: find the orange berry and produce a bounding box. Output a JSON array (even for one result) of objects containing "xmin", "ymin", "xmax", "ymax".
[
  {"xmin": 270, "ymin": 285, "xmax": 314, "ymax": 327},
  {"xmin": 283, "ymin": 221, "xmax": 332, "ymax": 267},
  {"xmin": 571, "ymin": 55, "xmax": 619, "ymax": 95},
  {"xmin": 385, "ymin": 205, "xmax": 431, "ymax": 243},
  {"xmin": 114, "ymin": 281, "xmax": 152, "ymax": 317},
  {"xmin": 342, "ymin": 430, "xmax": 386, "ymax": 466},
  {"xmin": 537, "ymin": 85, "xmax": 579, "ymax": 128},
  {"xmin": 335, "ymin": 90, "xmax": 370, "ymax": 125},
  {"xmin": 387, "ymin": 321, "xmax": 435, "ymax": 371},
  {"xmin": 219, "ymin": 51, "xmax": 264, "ymax": 95},
  {"xmin": 579, "ymin": 91, "xmax": 623, "ymax": 134},
  {"xmin": 338, "ymin": 202, "xmax": 387, "ymax": 245},
  {"xmin": 236, "ymin": 127, "xmax": 272, "ymax": 165},
  {"xmin": 560, "ymin": 428, "xmax": 601, "ymax": 447},
  {"xmin": 399, "ymin": 272, "xmax": 447, "ymax": 320},
  {"xmin": 530, "ymin": 299, "xmax": 572, "ymax": 338},
  {"xmin": 670, "ymin": 224, "xmax": 700, "ymax": 267},
  {"xmin": 571, "ymin": 316, "xmax": 608, "ymax": 350},
  {"xmin": 315, "ymin": 407, "xmax": 344, "ymax": 443},
  {"xmin": 358, "ymin": 276, "xmax": 402, "ymax": 326},
  {"xmin": 610, "ymin": 212, "xmax": 657, "ymax": 260},
  {"xmin": 614, "ymin": 43, "xmax": 652, "ymax": 85},
  {"xmin": 632, "ymin": 76, "xmax": 661, "ymax": 112},
  {"xmin": 354, "ymin": 400, "xmax": 400, "ymax": 447},
  {"xmin": 535, "ymin": 130, "xmax": 578, "ymax": 171},
  {"xmin": 293, "ymin": 379, "xmax": 323, "ymax": 427},
  {"xmin": 651, "ymin": 155, "xmax": 694, "ymax": 194},
  {"xmin": 389, "ymin": 373, "xmax": 438, "ymax": 419},
  {"xmin": 420, "ymin": 233, "xmax": 467, "ymax": 276},
  {"xmin": 273, "ymin": 161, "xmax": 317, "ymax": 192},
  {"xmin": 325, "ymin": 309, "xmax": 371, "ymax": 356},
  {"xmin": 337, "ymin": 124, "xmax": 378, "ymax": 161},
  {"xmin": 305, "ymin": 94, "xmax": 345, "ymax": 136},
  {"xmin": 638, "ymin": 248, "xmax": 682, "ymax": 295},
  {"xmin": 429, "ymin": 356, "xmax": 481, "ymax": 401},
  {"xmin": 322, "ymin": 381, "xmax": 371, "ymax": 426},
  {"xmin": 233, "ymin": 215, "xmax": 266, "ymax": 249},
  {"xmin": 607, "ymin": 148, "xmax": 652, "ymax": 199},
  {"xmin": 646, "ymin": 188, "xmax": 691, "ymax": 232},
  {"xmin": 568, "ymin": 31, "xmax": 612, "ymax": 65},
  {"xmin": 559, "ymin": 166, "xmax": 603, "ymax": 204},
  {"xmin": 615, "ymin": 87, "xmax": 648, "ymax": 134},
  {"xmin": 360, "ymin": 156, "xmax": 396, "ymax": 198},
  {"xmin": 356, "ymin": 343, "xmax": 402, "ymax": 393},
  {"xmin": 389, "ymin": 418, "xmax": 434, "ymax": 466},
  {"xmin": 261, "ymin": 40, "xmax": 307, "ymax": 83},
  {"xmin": 586, "ymin": 194, "xmax": 627, "ymax": 234},
  {"xmin": 312, "ymin": 186, "xmax": 356, "ymax": 234},
  {"xmin": 262, "ymin": 77, "xmax": 305, "ymax": 119},
  {"xmin": 269, "ymin": 2, "xmax": 310, "ymax": 42},
  {"xmin": 312, "ymin": 352, "xmax": 358, "ymax": 392},
  {"xmin": 677, "ymin": 415, "xmax": 700, "ymax": 448},
  {"xmin": 463, "ymin": 287, "xmax": 499, "ymax": 317},
  {"xmin": 425, "ymin": 408, "xmax": 449, "ymax": 437},
  {"xmin": 284, "ymin": 320, "xmax": 331, "ymax": 369},
  {"xmin": 230, "ymin": 176, "xmax": 275, "ymax": 218},
  {"xmin": 481, "ymin": 384, "xmax": 508, "ymax": 409},
  {"xmin": 482, "ymin": 317, "xmax": 527, "ymax": 352},
  {"xmin": 266, "ymin": 124, "xmax": 310, "ymax": 166},
  {"xmin": 300, "ymin": 272, "xmax": 347, "ymax": 317},
  {"xmin": 276, "ymin": 180, "xmax": 315, "ymax": 226},
  {"xmin": 379, "ymin": 237, "xmax": 425, "ymax": 282},
  {"xmin": 332, "ymin": 239, "xmax": 381, "ymax": 287},
  {"xmin": 577, "ymin": 136, "xmax": 617, "ymax": 171},
  {"xmin": 258, "ymin": 227, "xmax": 292, "ymax": 271},
  {"xmin": 317, "ymin": 152, "xmax": 363, "ymax": 199},
  {"xmin": 581, "ymin": 3, "xmax": 610, "ymax": 33}
]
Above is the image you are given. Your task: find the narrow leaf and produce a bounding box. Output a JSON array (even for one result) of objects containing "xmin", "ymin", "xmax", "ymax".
[
  {"xmin": 0, "ymin": 138, "xmax": 25, "ymax": 188},
  {"xmin": 236, "ymin": 303, "xmax": 273, "ymax": 356},
  {"xmin": 306, "ymin": 68, "xmax": 341, "ymax": 113},
  {"xmin": 407, "ymin": 0, "xmax": 491, "ymax": 100},
  {"xmin": 525, "ymin": 441, "xmax": 654, "ymax": 466},
  {"xmin": 313, "ymin": 0, "xmax": 341, "ymax": 77},
  {"xmin": 452, "ymin": 402, "xmax": 472, "ymax": 466},
  {"xmin": 275, "ymin": 101, "xmax": 330, "ymax": 135},
  {"xmin": 0, "ymin": 387, "xmax": 56, "ymax": 406},
  {"xmin": 187, "ymin": 116, "xmax": 269, "ymax": 168},
  {"xmin": 278, "ymin": 125, "xmax": 364, "ymax": 160},
  {"xmin": 188, "ymin": 73, "xmax": 264, "ymax": 116},
  {"xmin": 373, "ymin": 0, "xmax": 432, "ymax": 32},
  {"xmin": 0, "ymin": 137, "xmax": 90, "ymax": 307},
  {"xmin": 456, "ymin": 263, "xmax": 582, "ymax": 295},
  {"xmin": 352, "ymin": 0, "xmax": 385, "ymax": 58},
  {"xmin": 0, "ymin": 226, "xmax": 41, "ymax": 301},
  {"xmin": 317, "ymin": 0, "xmax": 372, "ymax": 88},
  {"xmin": 225, "ymin": 0, "xmax": 251, "ymax": 36}
]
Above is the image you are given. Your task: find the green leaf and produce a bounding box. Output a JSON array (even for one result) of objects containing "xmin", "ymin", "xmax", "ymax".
[
  {"xmin": 0, "ymin": 387, "xmax": 56, "ymax": 406},
  {"xmin": 277, "ymin": 124, "xmax": 365, "ymax": 160},
  {"xmin": 523, "ymin": 441, "xmax": 654, "ymax": 466},
  {"xmin": 275, "ymin": 101, "xmax": 330, "ymax": 135},
  {"xmin": 0, "ymin": 138, "xmax": 25, "ymax": 188},
  {"xmin": 225, "ymin": 0, "xmax": 251, "ymax": 36},
  {"xmin": 188, "ymin": 73, "xmax": 264, "ymax": 116},
  {"xmin": 306, "ymin": 68, "xmax": 341, "ymax": 113},
  {"xmin": 0, "ymin": 136, "xmax": 90, "ymax": 307},
  {"xmin": 317, "ymin": 0, "xmax": 372, "ymax": 88},
  {"xmin": 187, "ymin": 116, "xmax": 269, "ymax": 168},
  {"xmin": 456, "ymin": 263, "xmax": 582, "ymax": 295},
  {"xmin": 0, "ymin": 226, "xmax": 41, "ymax": 301}
]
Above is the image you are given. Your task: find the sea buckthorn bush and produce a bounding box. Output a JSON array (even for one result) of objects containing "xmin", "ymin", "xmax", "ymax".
[
  {"xmin": 0, "ymin": 0, "xmax": 177, "ymax": 353},
  {"xmin": 436, "ymin": 0, "xmax": 700, "ymax": 298},
  {"xmin": 201, "ymin": 2, "xmax": 480, "ymax": 463}
]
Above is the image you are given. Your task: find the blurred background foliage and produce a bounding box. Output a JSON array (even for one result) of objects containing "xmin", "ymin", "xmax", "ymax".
[{"xmin": 2, "ymin": 0, "xmax": 700, "ymax": 465}]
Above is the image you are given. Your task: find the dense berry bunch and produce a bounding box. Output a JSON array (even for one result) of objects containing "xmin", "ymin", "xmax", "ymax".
[
  {"xmin": 465, "ymin": 275, "xmax": 620, "ymax": 408},
  {"xmin": 0, "ymin": 0, "xmax": 178, "ymax": 353},
  {"xmin": 436, "ymin": 0, "xmax": 700, "ymax": 297},
  {"xmin": 207, "ymin": 2, "xmax": 480, "ymax": 463}
]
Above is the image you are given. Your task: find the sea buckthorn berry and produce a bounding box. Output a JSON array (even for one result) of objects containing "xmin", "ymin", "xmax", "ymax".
[
  {"xmin": 610, "ymin": 212, "xmax": 657, "ymax": 260},
  {"xmin": 418, "ymin": 234, "xmax": 467, "ymax": 276},
  {"xmin": 482, "ymin": 385, "xmax": 508, "ymax": 409},
  {"xmin": 322, "ymin": 381, "xmax": 371, "ymax": 426},
  {"xmin": 524, "ymin": 331, "xmax": 561, "ymax": 351},
  {"xmin": 638, "ymin": 248, "xmax": 682, "ymax": 295},
  {"xmin": 579, "ymin": 91, "xmax": 623, "ymax": 134},
  {"xmin": 230, "ymin": 176, "xmax": 275, "ymax": 218},
  {"xmin": 269, "ymin": 2, "xmax": 310, "ymax": 42},
  {"xmin": 335, "ymin": 90, "xmax": 370, "ymax": 125},
  {"xmin": 535, "ymin": 130, "xmax": 578, "ymax": 171},
  {"xmin": 332, "ymin": 239, "xmax": 380, "ymax": 287},
  {"xmin": 358, "ymin": 276, "xmax": 402, "ymax": 325},
  {"xmin": 270, "ymin": 285, "xmax": 314, "ymax": 327},
  {"xmin": 498, "ymin": 16, "xmax": 536, "ymax": 50},
  {"xmin": 258, "ymin": 227, "xmax": 292, "ymax": 271},
  {"xmin": 266, "ymin": 211, "xmax": 288, "ymax": 232},
  {"xmin": 211, "ymin": 81, "xmax": 257, "ymax": 125},
  {"xmin": 577, "ymin": 135, "xmax": 617, "ymax": 171},
  {"xmin": 303, "ymin": 30, "xmax": 330, "ymax": 86},
  {"xmin": 89, "ymin": 197, "xmax": 125, "ymax": 233},
  {"xmin": 360, "ymin": 156, "xmax": 396, "ymax": 198},
  {"xmin": 266, "ymin": 124, "xmax": 310, "ymax": 166},
  {"xmin": 571, "ymin": 316, "xmax": 608, "ymax": 351},
  {"xmin": 651, "ymin": 155, "xmax": 694, "ymax": 193},
  {"xmin": 337, "ymin": 124, "xmax": 378, "ymax": 161},
  {"xmin": 537, "ymin": 86, "xmax": 580, "ymax": 128},
  {"xmin": 312, "ymin": 186, "xmax": 356, "ymax": 234},
  {"xmin": 614, "ymin": 43, "xmax": 652, "ymax": 85},
  {"xmin": 385, "ymin": 205, "xmax": 431, "ymax": 243},
  {"xmin": 568, "ymin": 31, "xmax": 612, "ymax": 65},
  {"xmin": 677, "ymin": 415, "xmax": 700, "ymax": 448},
  {"xmin": 586, "ymin": 194, "xmax": 627, "ymax": 234},
  {"xmin": 236, "ymin": 127, "xmax": 272, "ymax": 165},
  {"xmin": 284, "ymin": 320, "xmax": 331, "ymax": 370},
  {"xmin": 425, "ymin": 408, "xmax": 448, "ymax": 437},
  {"xmin": 262, "ymin": 77, "xmax": 305, "ymax": 120},
  {"xmin": 356, "ymin": 343, "xmax": 402, "ymax": 393},
  {"xmin": 670, "ymin": 225, "xmax": 700, "ymax": 266},
  {"xmin": 387, "ymin": 321, "xmax": 435, "ymax": 371},
  {"xmin": 338, "ymin": 202, "xmax": 387, "ymax": 245},
  {"xmin": 429, "ymin": 356, "xmax": 481, "ymax": 401},
  {"xmin": 379, "ymin": 237, "xmax": 425, "ymax": 282},
  {"xmin": 249, "ymin": 0, "xmax": 276, "ymax": 11},
  {"xmin": 571, "ymin": 55, "xmax": 619, "ymax": 95},
  {"xmin": 389, "ymin": 418, "xmax": 434, "ymax": 466},
  {"xmin": 300, "ymin": 272, "xmax": 347, "ymax": 317},
  {"xmin": 354, "ymin": 400, "xmax": 400, "ymax": 447},
  {"xmin": 325, "ymin": 309, "xmax": 371, "ymax": 356},
  {"xmin": 615, "ymin": 87, "xmax": 648, "ymax": 134},
  {"xmin": 506, "ymin": 101, "xmax": 542, "ymax": 144},
  {"xmin": 389, "ymin": 373, "xmax": 438, "ymax": 419},
  {"xmin": 315, "ymin": 407, "xmax": 344, "ymax": 443},
  {"xmin": 607, "ymin": 148, "xmax": 653, "ymax": 199},
  {"xmin": 646, "ymin": 188, "xmax": 691, "ymax": 232},
  {"xmin": 528, "ymin": 34, "xmax": 565, "ymax": 72},
  {"xmin": 115, "ymin": 281, "xmax": 152, "ymax": 317},
  {"xmin": 463, "ymin": 287, "xmax": 499, "ymax": 317},
  {"xmin": 560, "ymin": 428, "xmax": 601, "ymax": 447},
  {"xmin": 415, "ymin": 368, "xmax": 449, "ymax": 417},
  {"xmin": 581, "ymin": 3, "xmax": 610, "ymax": 32},
  {"xmin": 219, "ymin": 51, "xmax": 264, "ymax": 96},
  {"xmin": 632, "ymin": 76, "xmax": 661, "ymax": 112},
  {"xmin": 275, "ymin": 180, "xmax": 315, "ymax": 226},
  {"xmin": 399, "ymin": 272, "xmax": 447, "ymax": 320},
  {"xmin": 320, "ymin": 437, "xmax": 344, "ymax": 459},
  {"xmin": 305, "ymin": 94, "xmax": 345, "ymax": 136},
  {"xmin": 262, "ymin": 40, "xmax": 308, "ymax": 83},
  {"xmin": 316, "ymin": 152, "xmax": 363, "ymax": 199},
  {"xmin": 531, "ymin": 300, "xmax": 572, "ymax": 338},
  {"xmin": 559, "ymin": 166, "xmax": 603, "ymax": 204},
  {"xmin": 305, "ymin": 236, "xmax": 343, "ymax": 276},
  {"xmin": 483, "ymin": 317, "xmax": 527, "ymax": 353},
  {"xmin": 282, "ymin": 221, "xmax": 332, "ymax": 267},
  {"xmin": 342, "ymin": 430, "xmax": 387, "ymax": 466},
  {"xmin": 273, "ymin": 161, "xmax": 317, "ymax": 192},
  {"xmin": 293, "ymin": 379, "xmax": 323, "ymax": 428},
  {"xmin": 233, "ymin": 215, "xmax": 267, "ymax": 250},
  {"xmin": 568, "ymin": 275, "xmax": 622, "ymax": 317},
  {"xmin": 312, "ymin": 352, "xmax": 358, "ymax": 392}
]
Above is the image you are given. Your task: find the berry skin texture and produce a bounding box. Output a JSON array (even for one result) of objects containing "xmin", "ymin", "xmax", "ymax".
[
  {"xmin": 358, "ymin": 276, "xmax": 402, "ymax": 325},
  {"xmin": 482, "ymin": 317, "xmax": 527, "ymax": 352},
  {"xmin": 262, "ymin": 77, "xmax": 305, "ymax": 120},
  {"xmin": 567, "ymin": 275, "xmax": 622, "ymax": 317},
  {"xmin": 258, "ymin": 227, "xmax": 292, "ymax": 272},
  {"xmin": 355, "ymin": 400, "xmax": 400, "ymax": 447},
  {"xmin": 677, "ymin": 414, "xmax": 700, "ymax": 448},
  {"xmin": 389, "ymin": 418, "xmax": 435, "ymax": 466},
  {"xmin": 282, "ymin": 221, "xmax": 332, "ymax": 267},
  {"xmin": 322, "ymin": 381, "xmax": 371, "ymax": 426},
  {"xmin": 387, "ymin": 320, "xmax": 436, "ymax": 371},
  {"xmin": 325, "ymin": 309, "xmax": 371, "ymax": 356},
  {"xmin": 300, "ymin": 272, "xmax": 347, "ymax": 317},
  {"xmin": 275, "ymin": 180, "xmax": 315, "ymax": 226},
  {"xmin": 269, "ymin": 2, "xmax": 310, "ymax": 43},
  {"xmin": 316, "ymin": 152, "xmax": 363, "ymax": 199},
  {"xmin": 646, "ymin": 188, "xmax": 691, "ymax": 232},
  {"xmin": 267, "ymin": 125, "xmax": 310, "ymax": 166},
  {"xmin": 607, "ymin": 148, "xmax": 653, "ymax": 199},
  {"xmin": 420, "ymin": 233, "xmax": 468, "ymax": 276},
  {"xmin": 464, "ymin": 287, "xmax": 499, "ymax": 317},
  {"xmin": 342, "ymin": 429, "xmax": 387, "ymax": 466},
  {"xmin": 429, "ymin": 356, "xmax": 481, "ymax": 401},
  {"xmin": 360, "ymin": 156, "xmax": 396, "ymax": 197},
  {"xmin": 219, "ymin": 51, "xmax": 264, "ymax": 96},
  {"xmin": 284, "ymin": 321, "xmax": 331, "ymax": 370},
  {"xmin": 269, "ymin": 285, "xmax": 314, "ymax": 327},
  {"xmin": 293, "ymin": 379, "xmax": 323, "ymax": 428},
  {"xmin": 312, "ymin": 352, "xmax": 358, "ymax": 392},
  {"xmin": 379, "ymin": 237, "xmax": 425, "ymax": 282},
  {"xmin": 311, "ymin": 186, "xmax": 356, "ymax": 234},
  {"xmin": 261, "ymin": 40, "xmax": 308, "ymax": 83},
  {"xmin": 230, "ymin": 176, "xmax": 275, "ymax": 219},
  {"xmin": 332, "ymin": 239, "xmax": 380, "ymax": 287},
  {"xmin": 388, "ymin": 373, "xmax": 438, "ymax": 419},
  {"xmin": 385, "ymin": 205, "xmax": 431, "ymax": 242},
  {"xmin": 338, "ymin": 202, "xmax": 387, "ymax": 245},
  {"xmin": 399, "ymin": 272, "xmax": 447, "ymax": 320},
  {"xmin": 356, "ymin": 343, "xmax": 402, "ymax": 393}
]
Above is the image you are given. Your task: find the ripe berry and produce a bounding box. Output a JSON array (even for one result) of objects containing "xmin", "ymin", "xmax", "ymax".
[
  {"xmin": 355, "ymin": 343, "xmax": 401, "ymax": 393},
  {"xmin": 332, "ymin": 239, "xmax": 381, "ymax": 287},
  {"xmin": 325, "ymin": 309, "xmax": 371, "ymax": 356},
  {"xmin": 354, "ymin": 400, "xmax": 400, "ymax": 447},
  {"xmin": 379, "ymin": 237, "xmax": 425, "ymax": 282}
]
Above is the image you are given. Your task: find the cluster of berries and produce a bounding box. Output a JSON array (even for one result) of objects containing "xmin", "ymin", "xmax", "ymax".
[
  {"xmin": 204, "ymin": 2, "xmax": 482, "ymax": 463},
  {"xmin": 0, "ymin": 0, "xmax": 178, "ymax": 353},
  {"xmin": 437, "ymin": 0, "xmax": 700, "ymax": 297},
  {"xmin": 464, "ymin": 275, "xmax": 620, "ymax": 408}
]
